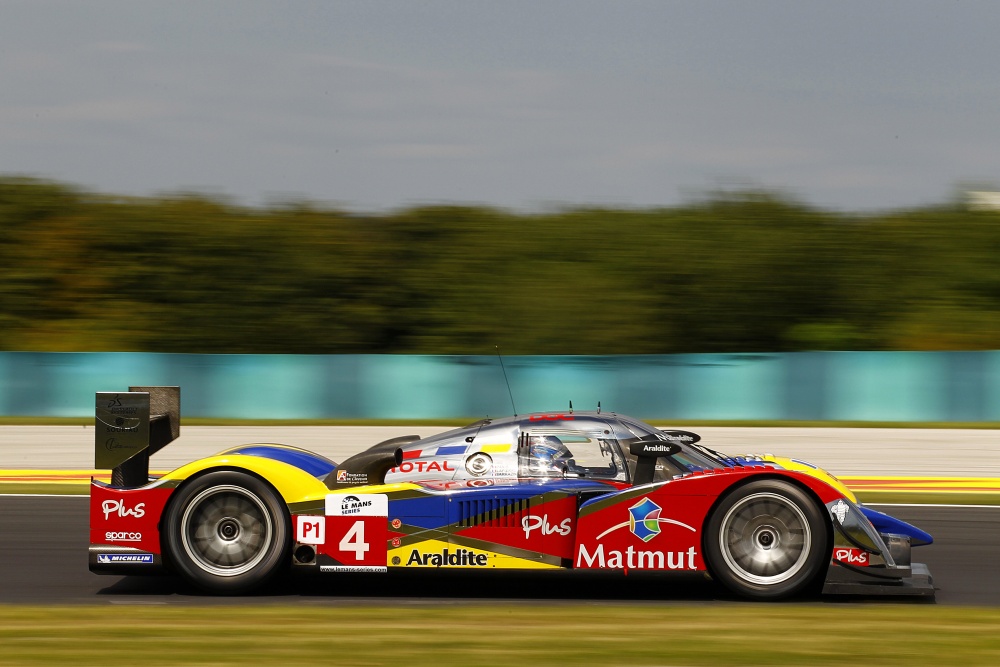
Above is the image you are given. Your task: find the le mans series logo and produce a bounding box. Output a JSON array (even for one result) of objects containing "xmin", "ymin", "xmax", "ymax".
[
  {"xmin": 324, "ymin": 493, "xmax": 388, "ymax": 517},
  {"xmin": 339, "ymin": 495, "xmax": 372, "ymax": 515}
]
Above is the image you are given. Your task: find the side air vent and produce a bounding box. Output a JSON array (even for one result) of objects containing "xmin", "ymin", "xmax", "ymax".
[{"xmin": 457, "ymin": 498, "xmax": 529, "ymax": 528}]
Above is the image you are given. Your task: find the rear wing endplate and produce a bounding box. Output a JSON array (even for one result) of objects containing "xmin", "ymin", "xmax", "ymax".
[{"xmin": 95, "ymin": 386, "xmax": 180, "ymax": 488}]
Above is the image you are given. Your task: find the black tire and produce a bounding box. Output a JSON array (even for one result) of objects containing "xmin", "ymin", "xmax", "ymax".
[
  {"xmin": 163, "ymin": 470, "xmax": 290, "ymax": 593},
  {"xmin": 704, "ymin": 479, "xmax": 828, "ymax": 600}
]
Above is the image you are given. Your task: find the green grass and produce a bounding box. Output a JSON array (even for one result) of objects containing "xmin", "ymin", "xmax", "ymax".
[{"xmin": 0, "ymin": 604, "xmax": 997, "ymax": 666}]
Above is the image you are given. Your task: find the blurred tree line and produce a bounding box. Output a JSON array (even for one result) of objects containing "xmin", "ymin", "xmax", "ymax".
[{"xmin": 1, "ymin": 176, "xmax": 998, "ymax": 354}]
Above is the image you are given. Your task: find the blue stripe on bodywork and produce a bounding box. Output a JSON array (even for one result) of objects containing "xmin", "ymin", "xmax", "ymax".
[
  {"xmin": 435, "ymin": 444, "xmax": 469, "ymax": 456},
  {"xmin": 227, "ymin": 445, "xmax": 336, "ymax": 478},
  {"xmin": 859, "ymin": 505, "xmax": 934, "ymax": 546},
  {"xmin": 388, "ymin": 496, "xmax": 450, "ymax": 529},
  {"xmin": 390, "ymin": 479, "xmax": 616, "ymax": 530}
]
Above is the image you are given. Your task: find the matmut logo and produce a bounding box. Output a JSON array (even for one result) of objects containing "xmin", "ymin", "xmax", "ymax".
[
  {"xmin": 594, "ymin": 496, "xmax": 697, "ymax": 542},
  {"xmin": 628, "ymin": 498, "xmax": 662, "ymax": 542},
  {"xmin": 577, "ymin": 543, "xmax": 697, "ymax": 570}
]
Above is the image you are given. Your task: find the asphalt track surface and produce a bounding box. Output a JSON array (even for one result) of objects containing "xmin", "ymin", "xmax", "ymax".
[{"xmin": 1, "ymin": 497, "xmax": 996, "ymax": 606}]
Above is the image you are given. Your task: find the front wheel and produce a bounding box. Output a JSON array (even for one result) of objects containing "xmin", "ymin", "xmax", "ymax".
[
  {"xmin": 704, "ymin": 479, "xmax": 828, "ymax": 600},
  {"xmin": 163, "ymin": 471, "xmax": 290, "ymax": 593}
]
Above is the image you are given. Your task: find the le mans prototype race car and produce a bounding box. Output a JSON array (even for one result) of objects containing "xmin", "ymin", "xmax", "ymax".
[{"xmin": 90, "ymin": 387, "xmax": 934, "ymax": 600}]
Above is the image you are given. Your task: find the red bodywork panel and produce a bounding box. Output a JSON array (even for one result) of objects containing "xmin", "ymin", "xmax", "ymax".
[
  {"xmin": 454, "ymin": 493, "xmax": 578, "ymax": 560},
  {"xmin": 574, "ymin": 469, "xmax": 841, "ymax": 572},
  {"xmin": 89, "ymin": 482, "xmax": 174, "ymax": 555}
]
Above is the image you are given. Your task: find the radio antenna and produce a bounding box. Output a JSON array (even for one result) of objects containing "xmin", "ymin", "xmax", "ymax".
[{"xmin": 496, "ymin": 346, "xmax": 517, "ymax": 416}]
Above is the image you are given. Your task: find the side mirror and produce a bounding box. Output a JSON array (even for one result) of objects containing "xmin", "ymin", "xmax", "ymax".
[
  {"xmin": 630, "ymin": 437, "xmax": 682, "ymax": 486},
  {"xmin": 659, "ymin": 429, "xmax": 701, "ymax": 445},
  {"xmin": 629, "ymin": 441, "xmax": 681, "ymax": 458}
]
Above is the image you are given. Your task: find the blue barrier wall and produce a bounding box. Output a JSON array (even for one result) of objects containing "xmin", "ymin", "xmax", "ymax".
[{"xmin": 0, "ymin": 351, "xmax": 998, "ymax": 421}]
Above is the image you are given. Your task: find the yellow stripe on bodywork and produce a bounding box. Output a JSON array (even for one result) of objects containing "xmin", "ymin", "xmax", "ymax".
[
  {"xmin": 160, "ymin": 455, "xmax": 331, "ymax": 505},
  {"xmin": 478, "ymin": 443, "xmax": 511, "ymax": 453},
  {"xmin": 336, "ymin": 482, "xmax": 425, "ymax": 495},
  {"xmin": 389, "ymin": 538, "xmax": 557, "ymax": 570},
  {"xmin": 158, "ymin": 458, "xmax": 427, "ymax": 505},
  {"xmin": 760, "ymin": 455, "xmax": 858, "ymax": 503}
]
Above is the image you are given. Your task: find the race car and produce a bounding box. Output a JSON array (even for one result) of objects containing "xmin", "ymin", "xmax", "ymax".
[{"xmin": 90, "ymin": 387, "xmax": 934, "ymax": 600}]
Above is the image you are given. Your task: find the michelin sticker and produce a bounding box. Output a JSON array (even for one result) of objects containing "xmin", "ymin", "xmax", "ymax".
[{"xmin": 97, "ymin": 553, "xmax": 154, "ymax": 564}]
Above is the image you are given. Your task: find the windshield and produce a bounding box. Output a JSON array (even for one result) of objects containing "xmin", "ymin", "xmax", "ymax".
[
  {"xmin": 520, "ymin": 432, "xmax": 628, "ymax": 481},
  {"xmin": 611, "ymin": 417, "xmax": 725, "ymax": 480},
  {"xmin": 689, "ymin": 442, "xmax": 735, "ymax": 467}
]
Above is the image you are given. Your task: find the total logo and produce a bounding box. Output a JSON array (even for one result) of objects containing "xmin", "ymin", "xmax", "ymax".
[
  {"xmin": 834, "ymin": 547, "xmax": 870, "ymax": 566},
  {"xmin": 390, "ymin": 460, "xmax": 456, "ymax": 475},
  {"xmin": 528, "ymin": 413, "xmax": 574, "ymax": 422},
  {"xmin": 105, "ymin": 531, "xmax": 142, "ymax": 542},
  {"xmin": 521, "ymin": 514, "xmax": 571, "ymax": 540},
  {"xmin": 102, "ymin": 499, "xmax": 145, "ymax": 521}
]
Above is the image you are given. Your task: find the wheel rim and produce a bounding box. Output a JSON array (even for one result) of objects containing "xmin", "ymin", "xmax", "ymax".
[
  {"xmin": 180, "ymin": 485, "xmax": 273, "ymax": 577},
  {"xmin": 718, "ymin": 491, "xmax": 811, "ymax": 585}
]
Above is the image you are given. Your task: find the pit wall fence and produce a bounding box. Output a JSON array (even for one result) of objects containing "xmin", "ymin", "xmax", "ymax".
[{"xmin": 1, "ymin": 351, "xmax": 997, "ymax": 422}]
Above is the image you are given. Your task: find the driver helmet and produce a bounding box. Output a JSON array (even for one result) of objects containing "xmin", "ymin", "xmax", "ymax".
[{"xmin": 528, "ymin": 435, "xmax": 571, "ymax": 468}]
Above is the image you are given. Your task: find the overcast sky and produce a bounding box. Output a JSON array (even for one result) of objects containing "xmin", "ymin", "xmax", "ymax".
[{"xmin": 3, "ymin": 1, "xmax": 999, "ymax": 212}]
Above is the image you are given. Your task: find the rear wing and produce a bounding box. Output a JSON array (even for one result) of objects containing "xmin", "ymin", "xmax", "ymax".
[{"xmin": 95, "ymin": 386, "xmax": 180, "ymax": 488}]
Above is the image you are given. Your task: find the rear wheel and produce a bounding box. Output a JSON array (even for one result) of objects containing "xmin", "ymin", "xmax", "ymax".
[
  {"xmin": 163, "ymin": 471, "xmax": 290, "ymax": 593},
  {"xmin": 704, "ymin": 479, "xmax": 827, "ymax": 600}
]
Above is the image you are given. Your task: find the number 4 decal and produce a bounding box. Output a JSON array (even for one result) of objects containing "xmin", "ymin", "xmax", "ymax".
[
  {"xmin": 317, "ymin": 494, "xmax": 388, "ymax": 571},
  {"xmin": 339, "ymin": 520, "xmax": 370, "ymax": 561}
]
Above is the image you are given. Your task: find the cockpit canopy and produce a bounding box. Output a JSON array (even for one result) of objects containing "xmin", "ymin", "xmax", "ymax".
[
  {"xmin": 383, "ymin": 411, "xmax": 726, "ymax": 486},
  {"xmin": 520, "ymin": 431, "xmax": 627, "ymax": 481}
]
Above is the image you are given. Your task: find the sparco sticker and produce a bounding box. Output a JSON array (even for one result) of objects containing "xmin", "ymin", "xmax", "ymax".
[
  {"xmin": 105, "ymin": 531, "xmax": 142, "ymax": 542},
  {"xmin": 325, "ymin": 493, "xmax": 388, "ymax": 516}
]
